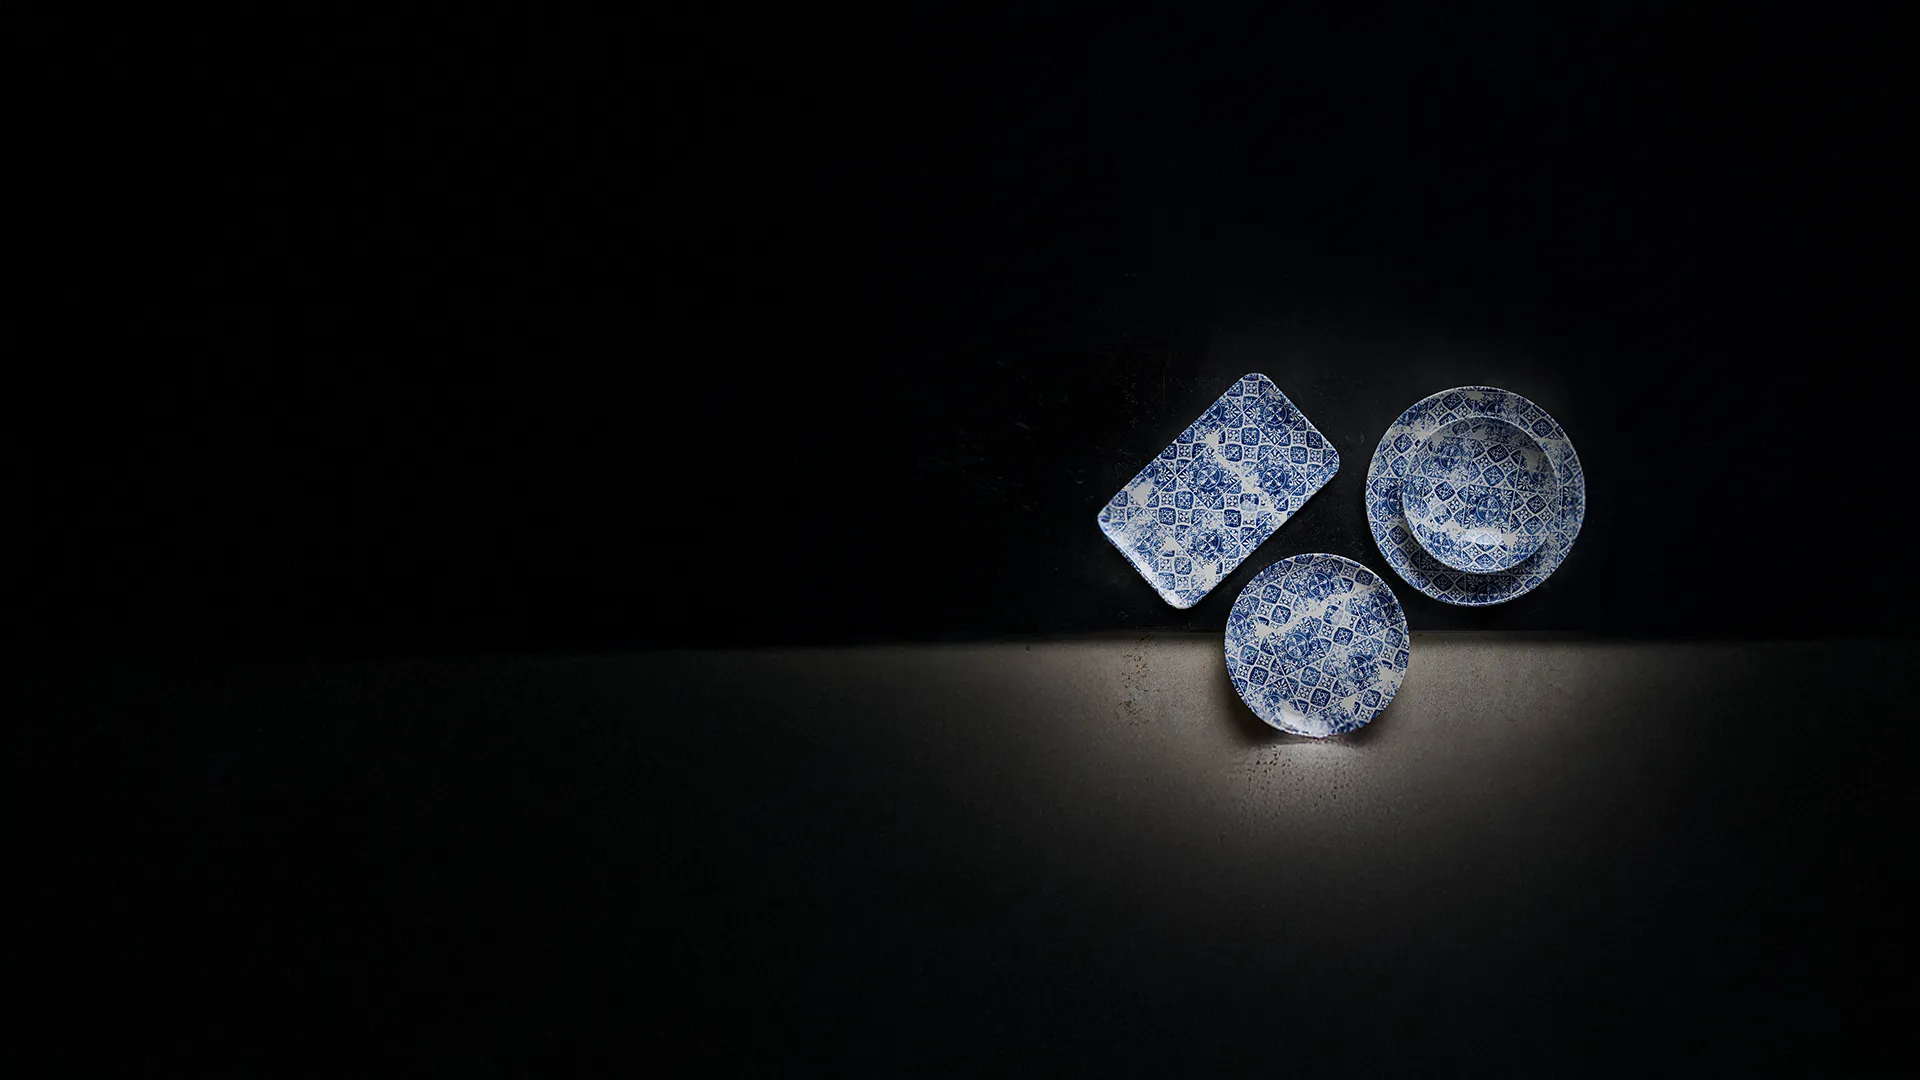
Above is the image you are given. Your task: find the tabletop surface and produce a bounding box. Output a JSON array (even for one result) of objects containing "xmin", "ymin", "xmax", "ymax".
[{"xmin": 16, "ymin": 636, "xmax": 1910, "ymax": 1072}]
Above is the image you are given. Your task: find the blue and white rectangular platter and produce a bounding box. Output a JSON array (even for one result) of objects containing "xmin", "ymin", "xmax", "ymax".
[{"xmin": 1097, "ymin": 374, "xmax": 1340, "ymax": 608}]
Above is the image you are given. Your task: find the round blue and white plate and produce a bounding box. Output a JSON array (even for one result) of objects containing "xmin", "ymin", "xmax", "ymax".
[
  {"xmin": 1224, "ymin": 554, "xmax": 1411, "ymax": 737},
  {"xmin": 1366, "ymin": 386, "xmax": 1585, "ymax": 606}
]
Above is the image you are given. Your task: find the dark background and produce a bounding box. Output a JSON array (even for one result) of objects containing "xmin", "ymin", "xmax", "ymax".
[
  {"xmin": 10, "ymin": 5, "xmax": 1913, "ymax": 655},
  {"xmin": 11, "ymin": 5, "xmax": 1913, "ymax": 1075}
]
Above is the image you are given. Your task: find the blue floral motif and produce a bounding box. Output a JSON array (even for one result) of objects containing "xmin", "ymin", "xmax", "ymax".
[
  {"xmin": 1281, "ymin": 561, "xmax": 1354, "ymax": 603},
  {"xmin": 1323, "ymin": 647, "xmax": 1380, "ymax": 700},
  {"xmin": 1223, "ymin": 554, "xmax": 1411, "ymax": 737},
  {"xmin": 1342, "ymin": 589, "xmax": 1394, "ymax": 637},
  {"xmin": 1278, "ymin": 615, "xmax": 1333, "ymax": 666},
  {"xmin": 1177, "ymin": 454, "xmax": 1237, "ymax": 510},
  {"xmin": 1365, "ymin": 387, "xmax": 1585, "ymax": 606},
  {"xmin": 1097, "ymin": 375, "xmax": 1340, "ymax": 608},
  {"xmin": 1129, "ymin": 524, "xmax": 1172, "ymax": 566}
]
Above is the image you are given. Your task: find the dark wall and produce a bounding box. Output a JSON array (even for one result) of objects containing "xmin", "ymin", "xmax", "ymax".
[{"xmin": 11, "ymin": 7, "xmax": 1911, "ymax": 655}]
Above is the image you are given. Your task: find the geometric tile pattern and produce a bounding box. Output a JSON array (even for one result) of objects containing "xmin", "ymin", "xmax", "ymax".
[
  {"xmin": 1366, "ymin": 386, "xmax": 1585, "ymax": 607},
  {"xmin": 1400, "ymin": 415, "xmax": 1561, "ymax": 573},
  {"xmin": 1224, "ymin": 554, "xmax": 1410, "ymax": 737},
  {"xmin": 1098, "ymin": 374, "xmax": 1339, "ymax": 609}
]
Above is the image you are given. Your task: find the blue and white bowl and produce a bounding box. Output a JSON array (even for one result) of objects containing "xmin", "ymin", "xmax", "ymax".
[{"xmin": 1400, "ymin": 415, "xmax": 1561, "ymax": 573}]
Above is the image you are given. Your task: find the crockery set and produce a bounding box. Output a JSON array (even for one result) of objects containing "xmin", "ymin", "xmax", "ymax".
[{"xmin": 1098, "ymin": 375, "xmax": 1584, "ymax": 737}]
